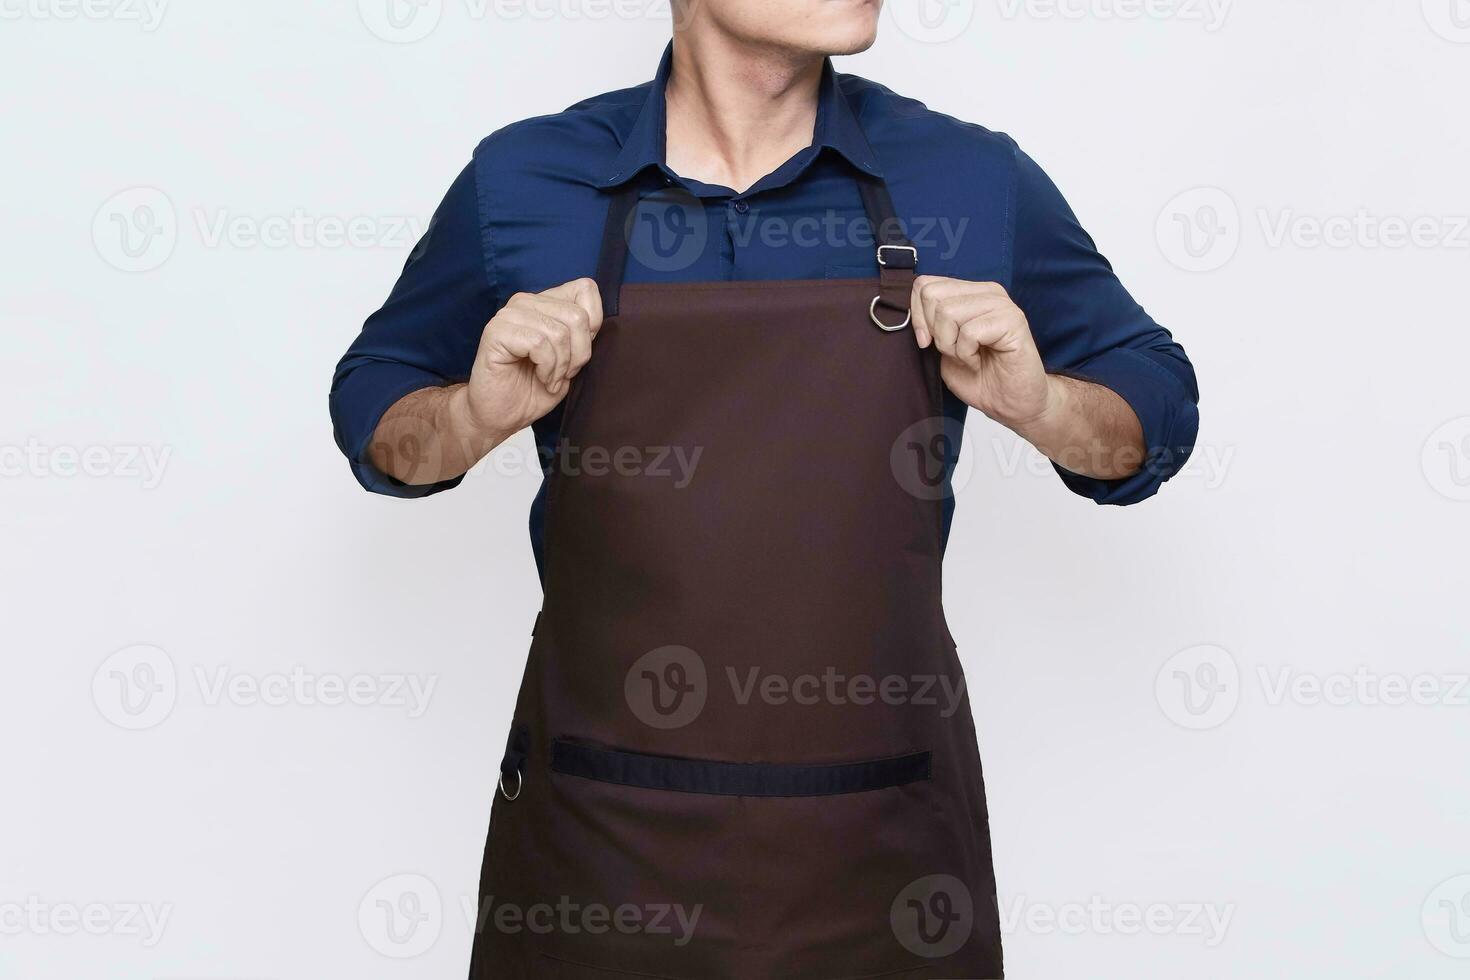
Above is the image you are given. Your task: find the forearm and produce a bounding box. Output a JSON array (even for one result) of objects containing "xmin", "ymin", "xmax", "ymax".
[
  {"xmin": 1009, "ymin": 374, "xmax": 1146, "ymax": 480},
  {"xmin": 367, "ymin": 384, "xmax": 509, "ymax": 486}
]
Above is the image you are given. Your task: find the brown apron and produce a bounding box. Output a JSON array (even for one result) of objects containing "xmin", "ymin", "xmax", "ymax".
[{"xmin": 469, "ymin": 171, "xmax": 1003, "ymax": 979}]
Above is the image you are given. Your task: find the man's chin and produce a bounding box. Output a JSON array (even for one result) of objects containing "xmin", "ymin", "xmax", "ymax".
[{"xmin": 830, "ymin": 31, "xmax": 879, "ymax": 56}]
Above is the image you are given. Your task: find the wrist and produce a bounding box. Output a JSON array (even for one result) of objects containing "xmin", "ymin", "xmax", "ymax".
[
  {"xmin": 1003, "ymin": 374, "xmax": 1070, "ymax": 443},
  {"xmin": 445, "ymin": 384, "xmax": 512, "ymax": 457}
]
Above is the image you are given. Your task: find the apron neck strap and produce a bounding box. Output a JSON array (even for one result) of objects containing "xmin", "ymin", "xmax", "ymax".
[{"xmin": 595, "ymin": 170, "xmax": 916, "ymax": 319}]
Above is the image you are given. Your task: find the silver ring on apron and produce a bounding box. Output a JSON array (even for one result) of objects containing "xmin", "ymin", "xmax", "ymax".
[{"xmin": 870, "ymin": 294, "xmax": 911, "ymax": 332}]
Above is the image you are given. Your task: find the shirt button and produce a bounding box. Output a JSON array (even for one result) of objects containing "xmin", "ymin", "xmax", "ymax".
[{"xmin": 733, "ymin": 200, "xmax": 749, "ymax": 214}]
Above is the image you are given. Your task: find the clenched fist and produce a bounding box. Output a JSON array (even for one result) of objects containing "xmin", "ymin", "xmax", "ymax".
[
  {"xmin": 366, "ymin": 277, "xmax": 603, "ymax": 487},
  {"xmin": 910, "ymin": 276, "xmax": 1052, "ymax": 431},
  {"xmin": 909, "ymin": 275, "xmax": 1146, "ymax": 480},
  {"xmin": 464, "ymin": 277, "xmax": 604, "ymax": 437}
]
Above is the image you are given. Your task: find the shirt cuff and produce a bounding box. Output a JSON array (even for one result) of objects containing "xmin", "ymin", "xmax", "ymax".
[
  {"xmin": 329, "ymin": 360, "xmax": 466, "ymax": 498},
  {"xmin": 1052, "ymin": 348, "xmax": 1200, "ymax": 505}
]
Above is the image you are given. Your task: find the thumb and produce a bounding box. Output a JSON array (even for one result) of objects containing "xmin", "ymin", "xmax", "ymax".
[{"xmin": 909, "ymin": 279, "xmax": 931, "ymax": 349}]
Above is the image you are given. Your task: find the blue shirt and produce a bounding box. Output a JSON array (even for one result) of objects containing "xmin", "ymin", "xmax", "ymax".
[{"xmin": 331, "ymin": 44, "xmax": 1199, "ymax": 579}]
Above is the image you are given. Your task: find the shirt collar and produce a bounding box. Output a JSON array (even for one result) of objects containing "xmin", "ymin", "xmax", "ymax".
[{"xmin": 599, "ymin": 42, "xmax": 883, "ymax": 189}]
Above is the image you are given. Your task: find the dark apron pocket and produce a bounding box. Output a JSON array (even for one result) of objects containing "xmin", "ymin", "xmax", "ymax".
[{"xmin": 550, "ymin": 739, "xmax": 931, "ymax": 797}]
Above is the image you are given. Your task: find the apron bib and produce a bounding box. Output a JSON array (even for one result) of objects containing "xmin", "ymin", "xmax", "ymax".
[{"xmin": 469, "ymin": 171, "xmax": 1004, "ymax": 980}]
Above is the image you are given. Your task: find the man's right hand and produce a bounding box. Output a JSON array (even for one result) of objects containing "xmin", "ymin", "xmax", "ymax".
[
  {"xmin": 367, "ymin": 277, "xmax": 603, "ymax": 486},
  {"xmin": 464, "ymin": 277, "xmax": 605, "ymax": 440}
]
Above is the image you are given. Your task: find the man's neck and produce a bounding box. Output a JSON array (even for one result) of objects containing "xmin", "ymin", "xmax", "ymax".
[{"xmin": 664, "ymin": 32, "xmax": 825, "ymax": 194}]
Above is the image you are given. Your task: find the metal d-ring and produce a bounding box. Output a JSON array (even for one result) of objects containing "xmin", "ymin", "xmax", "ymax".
[
  {"xmin": 870, "ymin": 295, "xmax": 911, "ymax": 332},
  {"xmin": 498, "ymin": 768, "xmax": 522, "ymax": 801}
]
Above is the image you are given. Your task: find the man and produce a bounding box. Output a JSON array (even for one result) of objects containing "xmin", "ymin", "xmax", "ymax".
[{"xmin": 331, "ymin": 2, "xmax": 1198, "ymax": 976}]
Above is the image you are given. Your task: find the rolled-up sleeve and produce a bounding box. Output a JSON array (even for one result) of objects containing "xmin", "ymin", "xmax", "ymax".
[
  {"xmin": 329, "ymin": 160, "xmax": 498, "ymax": 497},
  {"xmin": 1010, "ymin": 148, "xmax": 1199, "ymax": 505}
]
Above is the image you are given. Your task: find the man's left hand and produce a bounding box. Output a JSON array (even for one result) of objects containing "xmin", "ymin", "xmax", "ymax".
[
  {"xmin": 909, "ymin": 275, "xmax": 1147, "ymax": 480},
  {"xmin": 910, "ymin": 275, "xmax": 1054, "ymax": 432}
]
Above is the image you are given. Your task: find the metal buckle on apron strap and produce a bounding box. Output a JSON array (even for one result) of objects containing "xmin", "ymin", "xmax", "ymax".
[
  {"xmin": 877, "ymin": 244, "xmax": 918, "ymax": 268},
  {"xmin": 498, "ymin": 723, "xmax": 530, "ymax": 801},
  {"xmin": 871, "ymin": 244, "xmax": 918, "ymax": 332}
]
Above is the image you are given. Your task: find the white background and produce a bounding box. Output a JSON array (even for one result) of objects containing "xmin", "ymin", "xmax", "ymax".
[{"xmin": 4, "ymin": 1, "xmax": 1469, "ymax": 978}]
